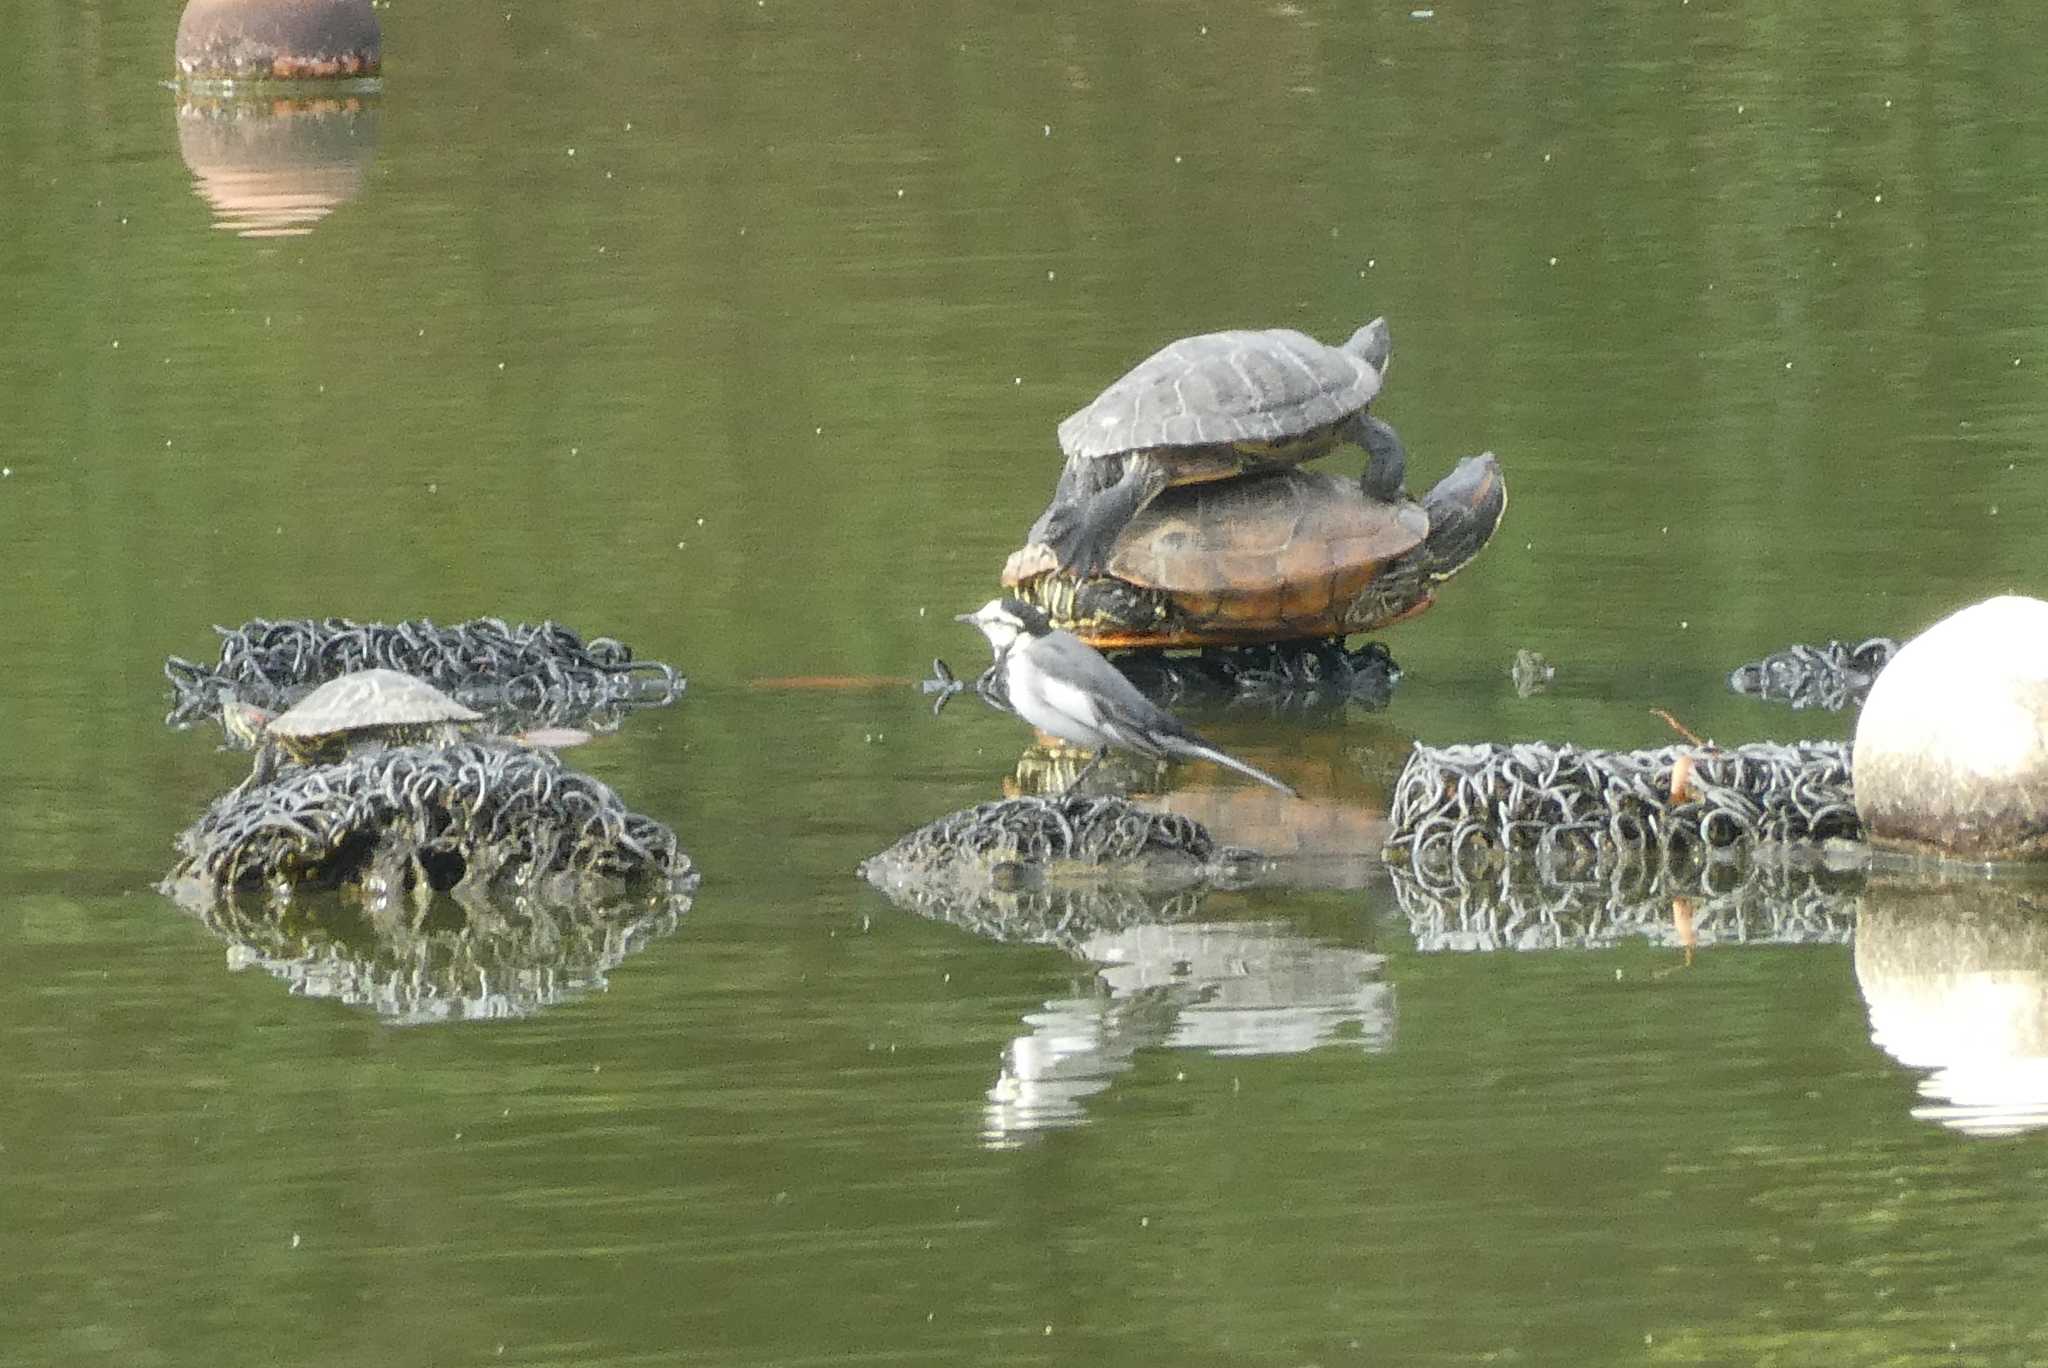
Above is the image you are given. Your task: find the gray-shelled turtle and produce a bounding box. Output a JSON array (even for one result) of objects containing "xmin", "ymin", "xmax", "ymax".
[{"xmin": 1023, "ymin": 319, "xmax": 1399, "ymax": 576}]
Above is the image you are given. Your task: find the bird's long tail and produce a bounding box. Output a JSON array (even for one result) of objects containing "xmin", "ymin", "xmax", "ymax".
[{"xmin": 1170, "ymin": 737, "xmax": 1297, "ymax": 797}]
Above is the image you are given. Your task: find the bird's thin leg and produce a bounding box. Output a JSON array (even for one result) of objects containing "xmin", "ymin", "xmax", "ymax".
[{"xmin": 1059, "ymin": 748, "xmax": 1108, "ymax": 798}]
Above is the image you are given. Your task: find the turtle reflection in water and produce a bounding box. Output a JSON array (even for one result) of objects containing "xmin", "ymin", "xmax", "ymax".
[
  {"xmin": 1004, "ymin": 451, "xmax": 1507, "ymax": 650},
  {"xmin": 1025, "ymin": 319, "xmax": 1399, "ymax": 577},
  {"xmin": 223, "ymin": 667, "xmax": 484, "ymax": 783}
]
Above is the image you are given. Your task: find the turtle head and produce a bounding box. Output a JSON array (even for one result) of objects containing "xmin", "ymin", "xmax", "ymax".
[
  {"xmin": 221, "ymin": 700, "xmax": 274, "ymax": 749},
  {"xmin": 1345, "ymin": 317, "xmax": 1392, "ymax": 378}
]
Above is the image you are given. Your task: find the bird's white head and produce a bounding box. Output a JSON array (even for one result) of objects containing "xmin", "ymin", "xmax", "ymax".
[{"xmin": 955, "ymin": 597, "xmax": 1051, "ymax": 655}]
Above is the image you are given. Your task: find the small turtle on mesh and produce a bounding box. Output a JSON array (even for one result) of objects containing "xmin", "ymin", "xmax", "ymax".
[
  {"xmin": 1003, "ymin": 452, "xmax": 1506, "ymax": 650},
  {"xmin": 224, "ymin": 668, "xmax": 484, "ymax": 780},
  {"xmin": 1023, "ymin": 319, "xmax": 1398, "ymax": 577}
]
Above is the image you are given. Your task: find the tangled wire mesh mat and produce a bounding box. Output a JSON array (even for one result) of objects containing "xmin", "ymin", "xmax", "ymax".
[
  {"xmin": 169, "ymin": 740, "xmax": 692, "ymax": 897},
  {"xmin": 864, "ymin": 794, "xmax": 1230, "ymax": 873},
  {"xmin": 925, "ymin": 639, "xmax": 1399, "ymax": 716},
  {"xmin": 1728, "ymin": 638, "xmax": 1898, "ymax": 711},
  {"xmin": 1110, "ymin": 639, "xmax": 1401, "ymax": 711},
  {"xmin": 165, "ymin": 616, "xmax": 683, "ymax": 730},
  {"xmin": 859, "ymin": 795, "xmax": 1263, "ymax": 947},
  {"xmin": 1383, "ymin": 739, "xmax": 1859, "ymax": 881}
]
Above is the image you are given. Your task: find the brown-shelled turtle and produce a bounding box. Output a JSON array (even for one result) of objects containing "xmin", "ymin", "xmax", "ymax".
[
  {"xmin": 1022, "ymin": 319, "xmax": 1400, "ymax": 576},
  {"xmin": 1001, "ymin": 452, "xmax": 1506, "ymax": 651},
  {"xmin": 223, "ymin": 668, "xmax": 484, "ymax": 780}
]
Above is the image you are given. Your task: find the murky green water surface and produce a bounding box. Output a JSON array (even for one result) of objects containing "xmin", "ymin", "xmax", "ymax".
[{"xmin": 7, "ymin": 3, "xmax": 2048, "ymax": 1364}]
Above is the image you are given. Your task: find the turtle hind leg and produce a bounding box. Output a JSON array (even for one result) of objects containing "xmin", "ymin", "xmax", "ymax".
[
  {"xmin": 1349, "ymin": 413, "xmax": 1408, "ymax": 501},
  {"xmin": 1040, "ymin": 457, "xmax": 1170, "ymax": 578}
]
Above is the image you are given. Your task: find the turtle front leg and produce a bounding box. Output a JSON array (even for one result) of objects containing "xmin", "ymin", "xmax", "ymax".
[
  {"xmin": 228, "ymin": 739, "xmax": 283, "ymax": 798},
  {"xmin": 1348, "ymin": 413, "xmax": 1408, "ymax": 501},
  {"xmin": 1023, "ymin": 453, "xmax": 1107, "ymax": 552},
  {"xmin": 1037, "ymin": 455, "xmax": 1171, "ymax": 579}
]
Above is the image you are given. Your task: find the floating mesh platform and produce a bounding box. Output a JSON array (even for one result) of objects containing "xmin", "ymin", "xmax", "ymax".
[
  {"xmin": 860, "ymin": 795, "xmax": 1263, "ymax": 951},
  {"xmin": 1383, "ymin": 739, "xmax": 1860, "ymax": 880},
  {"xmin": 169, "ymin": 740, "xmax": 694, "ymax": 900},
  {"xmin": 928, "ymin": 638, "xmax": 1399, "ymax": 715},
  {"xmin": 1110, "ymin": 639, "xmax": 1400, "ymax": 711},
  {"xmin": 1728, "ymin": 638, "xmax": 1897, "ymax": 711},
  {"xmin": 165, "ymin": 616, "xmax": 682, "ymax": 731},
  {"xmin": 864, "ymin": 794, "xmax": 1245, "ymax": 880}
]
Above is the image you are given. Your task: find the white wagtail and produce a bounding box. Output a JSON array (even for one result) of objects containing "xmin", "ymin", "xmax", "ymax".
[{"xmin": 956, "ymin": 597, "xmax": 1297, "ymax": 796}]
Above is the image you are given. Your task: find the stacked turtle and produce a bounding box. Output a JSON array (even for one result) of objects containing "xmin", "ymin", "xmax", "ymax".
[{"xmin": 1000, "ymin": 319, "xmax": 1505, "ymax": 654}]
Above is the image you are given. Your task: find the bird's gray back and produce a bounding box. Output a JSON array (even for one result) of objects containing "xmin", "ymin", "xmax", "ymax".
[{"xmin": 1011, "ymin": 632, "xmax": 1179, "ymax": 753}]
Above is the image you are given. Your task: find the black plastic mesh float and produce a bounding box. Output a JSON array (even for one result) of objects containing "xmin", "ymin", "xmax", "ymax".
[
  {"xmin": 174, "ymin": 882, "xmax": 685, "ymax": 1024},
  {"xmin": 1383, "ymin": 739, "xmax": 1859, "ymax": 883},
  {"xmin": 165, "ymin": 616, "xmax": 683, "ymax": 733},
  {"xmin": 1379, "ymin": 737, "xmax": 1863, "ymax": 952},
  {"xmin": 168, "ymin": 740, "xmax": 694, "ymax": 905},
  {"xmin": 858, "ymin": 795, "xmax": 1260, "ymax": 952},
  {"xmin": 1728, "ymin": 638, "xmax": 1898, "ymax": 711},
  {"xmin": 926, "ymin": 638, "xmax": 1400, "ymax": 716}
]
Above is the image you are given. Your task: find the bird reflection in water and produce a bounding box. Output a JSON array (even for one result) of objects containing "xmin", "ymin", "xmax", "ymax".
[{"xmin": 982, "ymin": 920, "xmax": 1394, "ymax": 1148}]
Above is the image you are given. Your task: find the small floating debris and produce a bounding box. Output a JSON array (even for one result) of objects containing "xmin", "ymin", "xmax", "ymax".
[
  {"xmin": 1729, "ymin": 637, "xmax": 1897, "ymax": 710},
  {"xmin": 165, "ymin": 616, "xmax": 682, "ymax": 732},
  {"xmin": 1384, "ymin": 739, "xmax": 1859, "ymax": 879},
  {"xmin": 1510, "ymin": 647, "xmax": 1554, "ymax": 697}
]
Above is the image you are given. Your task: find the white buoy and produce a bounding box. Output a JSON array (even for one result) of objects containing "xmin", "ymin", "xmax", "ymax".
[{"xmin": 1854, "ymin": 594, "xmax": 2048, "ymax": 861}]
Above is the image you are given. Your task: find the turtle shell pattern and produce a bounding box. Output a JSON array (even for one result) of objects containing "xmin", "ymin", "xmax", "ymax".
[
  {"xmin": 1055, "ymin": 327, "xmax": 1385, "ymax": 464},
  {"xmin": 268, "ymin": 668, "xmax": 482, "ymax": 742},
  {"xmin": 1011, "ymin": 469, "xmax": 1429, "ymax": 648}
]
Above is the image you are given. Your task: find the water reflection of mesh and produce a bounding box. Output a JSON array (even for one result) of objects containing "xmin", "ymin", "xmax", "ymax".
[
  {"xmin": 1384, "ymin": 740, "xmax": 1858, "ymax": 878},
  {"xmin": 185, "ymin": 888, "xmax": 685, "ymax": 1024},
  {"xmin": 165, "ymin": 616, "xmax": 683, "ymax": 730},
  {"xmin": 889, "ymin": 882, "xmax": 1211, "ymax": 956},
  {"xmin": 878, "ymin": 795, "xmax": 1225, "ymax": 869},
  {"xmin": 1728, "ymin": 638, "xmax": 1897, "ymax": 711},
  {"xmin": 1391, "ymin": 860, "xmax": 1860, "ymax": 952},
  {"xmin": 171, "ymin": 741, "xmax": 691, "ymax": 895}
]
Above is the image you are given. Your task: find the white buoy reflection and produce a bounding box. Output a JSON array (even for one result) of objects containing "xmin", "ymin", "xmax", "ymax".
[
  {"xmin": 176, "ymin": 92, "xmax": 379, "ymax": 238},
  {"xmin": 1856, "ymin": 879, "xmax": 2048, "ymax": 1137}
]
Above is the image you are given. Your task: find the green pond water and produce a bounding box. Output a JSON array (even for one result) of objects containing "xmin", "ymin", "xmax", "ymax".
[{"xmin": 7, "ymin": 3, "xmax": 2048, "ymax": 1364}]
